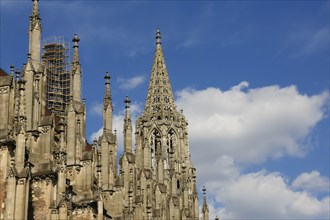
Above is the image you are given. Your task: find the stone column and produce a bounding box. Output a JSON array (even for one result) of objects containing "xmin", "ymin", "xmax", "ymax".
[
  {"xmin": 4, "ymin": 171, "xmax": 16, "ymax": 220},
  {"xmin": 14, "ymin": 179, "xmax": 27, "ymax": 220},
  {"xmin": 97, "ymin": 200, "xmax": 103, "ymax": 220}
]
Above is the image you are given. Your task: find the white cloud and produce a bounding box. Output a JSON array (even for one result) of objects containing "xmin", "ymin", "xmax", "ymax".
[
  {"xmin": 293, "ymin": 171, "xmax": 330, "ymax": 194},
  {"xmin": 176, "ymin": 83, "xmax": 329, "ymax": 167},
  {"xmin": 176, "ymin": 82, "xmax": 329, "ymax": 219},
  {"xmin": 117, "ymin": 75, "xmax": 146, "ymax": 90},
  {"xmin": 209, "ymin": 170, "xmax": 330, "ymax": 219}
]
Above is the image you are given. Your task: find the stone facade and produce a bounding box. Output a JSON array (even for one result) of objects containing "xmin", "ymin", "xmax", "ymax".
[{"xmin": 0, "ymin": 0, "xmax": 210, "ymax": 219}]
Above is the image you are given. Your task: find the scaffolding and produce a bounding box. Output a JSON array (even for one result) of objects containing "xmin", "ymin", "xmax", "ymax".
[{"xmin": 42, "ymin": 36, "xmax": 70, "ymax": 115}]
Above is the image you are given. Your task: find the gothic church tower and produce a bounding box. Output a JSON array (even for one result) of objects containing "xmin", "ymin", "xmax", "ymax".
[{"xmin": 132, "ymin": 28, "xmax": 200, "ymax": 219}]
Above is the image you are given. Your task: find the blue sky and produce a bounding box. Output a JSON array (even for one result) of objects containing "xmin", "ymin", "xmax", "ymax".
[{"xmin": 1, "ymin": 0, "xmax": 329, "ymax": 218}]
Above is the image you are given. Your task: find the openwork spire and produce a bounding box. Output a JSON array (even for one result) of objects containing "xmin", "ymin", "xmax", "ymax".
[{"xmin": 144, "ymin": 28, "xmax": 176, "ymax": 118}]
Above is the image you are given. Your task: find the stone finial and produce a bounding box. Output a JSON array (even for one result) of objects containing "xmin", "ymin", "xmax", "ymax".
[
  {"xmin": 72, "ymin": 33, "xmax": 80, "ymax": 45},
  {"xmin": 124, "ymin": 96, "xmax": 132, "ymax": 127},
  {"xmin": 72, "ymin": 33, "xmax": 80, "ymax": 64},
  {"xmin": 124, "ymin": 96, "xmax": 131, "ymax": 109},
  {"xmin": 32, "ymin": 0, "xmax": 40, "ymax": 18},
  {"xmin": 10, "ymin": 65, "xmax": 14, "ymax": 76},
  {"xmin": 156, "ymin": 27, "xmax": 161, "ymax": 46},
  {"xmin": 15, "ymin": 69, "xmax": 21, "ymax": 82},
  {"xmin": 104, "ymin": 71, "xmax": 112, "ymax": 102},
  {"xmin": 104, "ymin": 71, "xmax": 111, "ymax": 84},
  {"xmin": 202, "ymin": 185, "xmax": 206, "ymax": 195}
]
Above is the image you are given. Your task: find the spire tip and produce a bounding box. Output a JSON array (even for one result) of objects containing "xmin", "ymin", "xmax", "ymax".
[
  {"xmin": 202, "ymin": 186, "xmax": 206, "ymax": 194},
  {"xmin": 72, "ymin": 33, "xmax": 80, "ymax": 43},
  {"xmin": 156, "ymin": 28, "xmax": 161, "ymax": 45},
  {"xmin": 124, "ymin": 96, "xmax": 131, "ymax": 108},
  {"xmin": 104, "ymin": 71, "xmax": 110, "ymax": 80}
]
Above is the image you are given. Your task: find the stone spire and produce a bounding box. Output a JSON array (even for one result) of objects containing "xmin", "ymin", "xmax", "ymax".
[
  {"xmin": 144, "ymin": 28, "xmax": 176, "ymax": 119},
  {"xmin": 202, "ymin": 186, "xmax": 209, "ymax": 220},
  {"xmin": 71, "ymin": 33, "xmax": 82, "ymax": 102},
  {"xmin": 103, "ymin": 71, "xmax": 113, "ymax": 133},
  {"xmin": 123, "ymin": 96, "xmax": 132, "ymax": 153},
  {"xmin": 28, "ymin": 0, "xmax": 41, "ymax": 67},
  {"xmin": 24, "ymin": 0, "xmax": 42, "ymax": 131}
]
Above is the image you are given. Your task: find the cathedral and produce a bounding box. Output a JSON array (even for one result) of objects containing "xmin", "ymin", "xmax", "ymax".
[{"xmin": 0, "ymin": 0, "xmax": 210, "ymax": 219}]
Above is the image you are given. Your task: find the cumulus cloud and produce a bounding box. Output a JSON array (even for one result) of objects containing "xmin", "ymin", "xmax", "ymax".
[
  {"xmin": 210, "ymin": 171, "xmax": 329, "ymax": 219},
  {"xmin": 176, "ymin": 82, "xmax": 329, "ymax": 166},
  {"xmin": 117, "ymin": 75, "xmax": 146, "ymax": 90},
  {"xmin": 292, "ymin": 171, "xmax": 330, "ymax": 194},
  {"xmin": 176, "ymin": 82, "xmax": 329, "ymax": 219}
]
